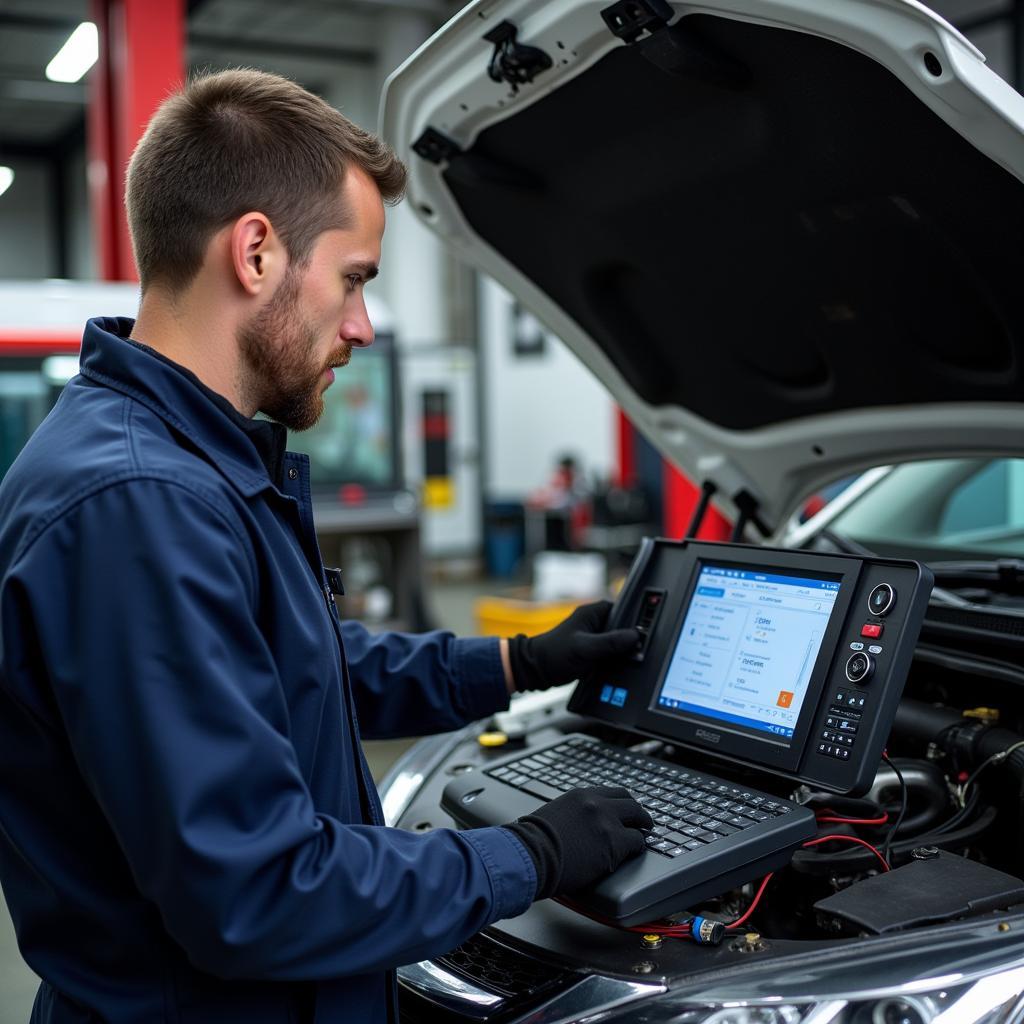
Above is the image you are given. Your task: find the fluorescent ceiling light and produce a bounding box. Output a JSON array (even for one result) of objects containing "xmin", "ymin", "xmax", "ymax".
[
  {"xmin": 45, "ymin": 22, "xmax": 98, "ymax": 83},
  {"xmin": 0, "ymin": 167, "xmax": 13, "ymax": 199}
]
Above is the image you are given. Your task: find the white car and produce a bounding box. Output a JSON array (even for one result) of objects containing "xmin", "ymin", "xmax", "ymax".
[{"xmin": 380, "ymin": 2, "xmax": 1024, "ymax": 1021}]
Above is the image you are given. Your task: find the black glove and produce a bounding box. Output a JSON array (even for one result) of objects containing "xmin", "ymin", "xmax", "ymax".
[
  {"xmin": 508, "ymin": 600, "xmax": 640, "ymax": 692},
  {"xmin": 504, "ymin": 786, "xmax": 653, "ymax": 900}
]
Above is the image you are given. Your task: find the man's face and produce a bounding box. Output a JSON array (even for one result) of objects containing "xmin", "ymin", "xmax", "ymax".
[{"xmin": 238, "ymin": 166, "xmax": 385, "ymax": 431}]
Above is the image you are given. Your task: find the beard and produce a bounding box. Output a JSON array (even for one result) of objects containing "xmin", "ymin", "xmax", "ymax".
[{"xmin": 237, "ymin": 268, "xmax": 351, "ymax": 432}]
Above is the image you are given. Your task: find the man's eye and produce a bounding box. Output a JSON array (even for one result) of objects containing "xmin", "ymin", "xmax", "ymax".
[{"xmin": 347, "ymin": 274, "xmax": 363, "ymax": 287}]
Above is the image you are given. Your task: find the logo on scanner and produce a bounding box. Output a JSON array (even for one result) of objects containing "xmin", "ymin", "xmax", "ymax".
[{"xmin": 695, "ymin": 728, "xmax": 722, "ymax": 744}]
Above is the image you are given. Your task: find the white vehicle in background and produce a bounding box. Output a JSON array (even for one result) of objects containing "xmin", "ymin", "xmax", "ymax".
[{"xmin": 379, "ymin": 0, "xmax": 1024, "ymax": 1021}]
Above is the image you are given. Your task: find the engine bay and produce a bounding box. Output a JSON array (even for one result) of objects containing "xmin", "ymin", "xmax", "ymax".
[{"xmin": 393, "ymin": 576, "xmax": 1024, "ymax": 976}]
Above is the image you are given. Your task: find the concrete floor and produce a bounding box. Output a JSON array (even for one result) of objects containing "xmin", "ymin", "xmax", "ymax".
[{"xmin": 0, "ymin": 578, "xmax": 487, "ymax": 1020}]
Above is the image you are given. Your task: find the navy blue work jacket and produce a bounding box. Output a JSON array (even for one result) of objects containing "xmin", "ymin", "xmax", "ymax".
[{"xmin": 0, "ymin": 317, "xmax": 537, "ymax": 1023}]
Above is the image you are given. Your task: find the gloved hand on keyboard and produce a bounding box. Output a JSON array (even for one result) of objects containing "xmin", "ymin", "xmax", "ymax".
[
  {"xmin": 503, "ymin": 786, "xmax": 653, "ymax": 899},
  {"xmin": 508, "ymin": 600, "xmax": 640, "ymax": 692}
]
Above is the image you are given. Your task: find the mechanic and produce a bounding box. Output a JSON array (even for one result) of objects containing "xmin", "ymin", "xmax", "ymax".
[{"xmin": 0, "ymin": 70, "xmax": 653, "ymax": 1023}]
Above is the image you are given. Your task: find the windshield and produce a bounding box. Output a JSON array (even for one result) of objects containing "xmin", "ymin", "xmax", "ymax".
[{"xmin": 827, "ymin": 458, "xmax": 1024, "ymax": 561}]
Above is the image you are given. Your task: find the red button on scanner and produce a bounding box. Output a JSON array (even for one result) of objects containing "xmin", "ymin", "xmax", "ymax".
[{"xmin": 861, "ymin": 623, "xmax": 883, "ymax": 638}]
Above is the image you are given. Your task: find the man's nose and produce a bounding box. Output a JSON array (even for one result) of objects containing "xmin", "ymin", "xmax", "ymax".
[{"xmin": 342, "ymin": 298, "xmax": 374, "ymax": 348}]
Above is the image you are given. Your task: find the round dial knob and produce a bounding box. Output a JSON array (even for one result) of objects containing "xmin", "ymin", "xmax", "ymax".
[
  {"xmin": 845, "ymin": 652, "xmax": 875, "ymax": 684},
  {"xmin": 868, "ymin": 583, "xmax": 896, "ymax": 617}
]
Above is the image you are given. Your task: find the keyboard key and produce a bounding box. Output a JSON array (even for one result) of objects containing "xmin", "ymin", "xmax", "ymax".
[
  {"xmin": 704, "ymin": 820, "xmax": 737, "ymax": 836},
  {"xmin": 519, "ymin": 780, "xmax": 562, "ymax": 801}
]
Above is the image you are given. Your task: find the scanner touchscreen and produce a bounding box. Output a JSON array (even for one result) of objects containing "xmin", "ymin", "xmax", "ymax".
[{"xmin": 655, "ymin": 565, "xmax": 841, "ymax": 744}]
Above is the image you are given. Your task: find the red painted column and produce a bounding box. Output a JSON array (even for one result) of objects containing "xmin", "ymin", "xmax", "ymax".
[
  {"xmin": 616, "ymin": 408, "xmax": 636, "ymax": 489},
  {"xmin": 88, "ymin": 0, "xmax": 185, "ymax": 281}
]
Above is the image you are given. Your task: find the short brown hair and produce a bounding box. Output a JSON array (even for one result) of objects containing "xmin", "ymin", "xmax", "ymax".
[{"xmin": 126, "ymin": 69, "xmax": 406, "ymax": 293}]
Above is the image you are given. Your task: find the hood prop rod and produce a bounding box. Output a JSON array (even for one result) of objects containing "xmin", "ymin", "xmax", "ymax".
[
  {"xmin": 683, "ymin": 480, "xmax": 718, "ymax": 539},
  {"xmin": 730, "ymin": 489, "xmax": 770, "ymax": 542}
]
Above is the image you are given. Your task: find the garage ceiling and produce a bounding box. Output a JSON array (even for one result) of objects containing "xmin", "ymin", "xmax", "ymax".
[
  {"xmin": 0, "ymin": 0, "xmax": 1017, "ymax": 155},
  {"xmin": 0, "ymin": 0, "xmax": 460, "ymax": 153}
]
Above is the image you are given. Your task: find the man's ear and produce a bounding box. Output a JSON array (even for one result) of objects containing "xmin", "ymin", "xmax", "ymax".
[{"xmin": 229, "ymin": 212, "xmax": 286, "ymax": 296}]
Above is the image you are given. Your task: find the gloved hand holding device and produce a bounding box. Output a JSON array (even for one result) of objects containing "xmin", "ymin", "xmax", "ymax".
[{"xmin": 508, "ymin": 599, "xmax": 639, "ymax": 692}]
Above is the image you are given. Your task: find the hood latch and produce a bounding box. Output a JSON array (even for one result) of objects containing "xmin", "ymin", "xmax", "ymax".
[
  {"xmin": 601, "ymin": 0, "xmax": 750, "ymax": 89},
  {"xmin": 601, "ymin": 0, "xmax": 673, "ymax": 44}
]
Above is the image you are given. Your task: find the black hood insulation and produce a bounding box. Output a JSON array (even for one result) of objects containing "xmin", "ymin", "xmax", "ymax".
[{"xmin": 443, "ymin": 15, "xmax": 1024, "ymax": 431}]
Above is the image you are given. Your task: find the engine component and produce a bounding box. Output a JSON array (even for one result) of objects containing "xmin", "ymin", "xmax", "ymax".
[
  {"xmin": 865, "ymin": 759, "xmax": 950, "ymax": 836},
  {"xmin": 813, "ymin": 850, "xmax": 1024, "ymax": 935}
]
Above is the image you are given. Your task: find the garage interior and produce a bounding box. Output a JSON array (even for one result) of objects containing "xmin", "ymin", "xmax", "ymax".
[{"xmin": 0, "ymin": 0, "xmax": 1022, "ymax": 1016}]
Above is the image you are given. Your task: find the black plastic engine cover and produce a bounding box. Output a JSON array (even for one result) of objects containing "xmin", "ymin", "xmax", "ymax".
[{"xmin": 814, "ymin": 851, "xmax": 1024, "ymax": 934}]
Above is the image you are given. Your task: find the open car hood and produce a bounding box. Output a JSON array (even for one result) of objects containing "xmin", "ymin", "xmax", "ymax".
[{"xmin": 381, "ymin": 0, "xmax": 1024, "ymax": 531}]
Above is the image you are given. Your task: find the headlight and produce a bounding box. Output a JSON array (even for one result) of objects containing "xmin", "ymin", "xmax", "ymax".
[{"xmin": 625, "ymin": 965, "xmax": 1024, "ymax": 1024}]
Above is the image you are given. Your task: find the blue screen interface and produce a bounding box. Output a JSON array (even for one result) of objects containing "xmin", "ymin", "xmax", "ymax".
[{"xmin": 656, "ymin": 565, "xmax": 841, "ymax": 742}]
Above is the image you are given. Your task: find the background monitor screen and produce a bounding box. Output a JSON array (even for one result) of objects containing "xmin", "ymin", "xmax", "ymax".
[
  {"xmin": 287, "ymin": 334, "xmax": 400, "ymax": 493},
  {"xmin": 655, "ymin": 564, "xmax": 841, "ymax": 743}
]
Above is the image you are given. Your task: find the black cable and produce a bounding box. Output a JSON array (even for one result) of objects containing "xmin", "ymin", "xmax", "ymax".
[
  {"xmin": 934, "ymin": 784, "xmax": 980, "ymax": 835},
  {"xmin": 881, "ymin": 754, "xmax": 907, "ymax": 866},
  {"xmin": 791, "ymin": 806, "xmax": 996, "ymax": 874},
  {"xmin": 958, "ymin": 740, "xmax": 1024, "ymax": 806}
]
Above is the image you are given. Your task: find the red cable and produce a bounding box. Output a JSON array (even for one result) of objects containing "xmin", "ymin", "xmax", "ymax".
[
  {"xmin": 815, "ymin": 813, "xmax": 889, "ymax": 826},
  {"xmin": 725, "ymin": 872, "xmax": 774, "ymax": 930},
  {"xmin": 803, "ymin": 833, "xmax": 891, "ymax": 871}
]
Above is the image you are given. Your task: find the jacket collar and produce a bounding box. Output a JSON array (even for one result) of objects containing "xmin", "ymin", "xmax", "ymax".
[{"xmin": 79, "ymin": 316, "xmax": 288, "ymax": 499}]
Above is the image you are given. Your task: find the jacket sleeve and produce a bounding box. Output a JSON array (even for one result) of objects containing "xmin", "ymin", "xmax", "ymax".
[
  {"xmin": 12, "ymin": 478, "xmax": 535, "ymax": 981},
  {"xmin": 341, "ymin": 621, "xmax": 511, "ymax": 739}
]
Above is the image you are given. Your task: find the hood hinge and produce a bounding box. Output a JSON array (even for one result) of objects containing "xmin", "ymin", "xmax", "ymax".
[{"xmin": 483, "ymin": 20, "xmax": 553, "ymax": 92}]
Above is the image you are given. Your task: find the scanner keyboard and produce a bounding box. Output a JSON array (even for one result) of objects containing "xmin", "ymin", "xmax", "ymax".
[{"xmin": 487, "ymin": 736, "xmax": 798, "ymax": 858}]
